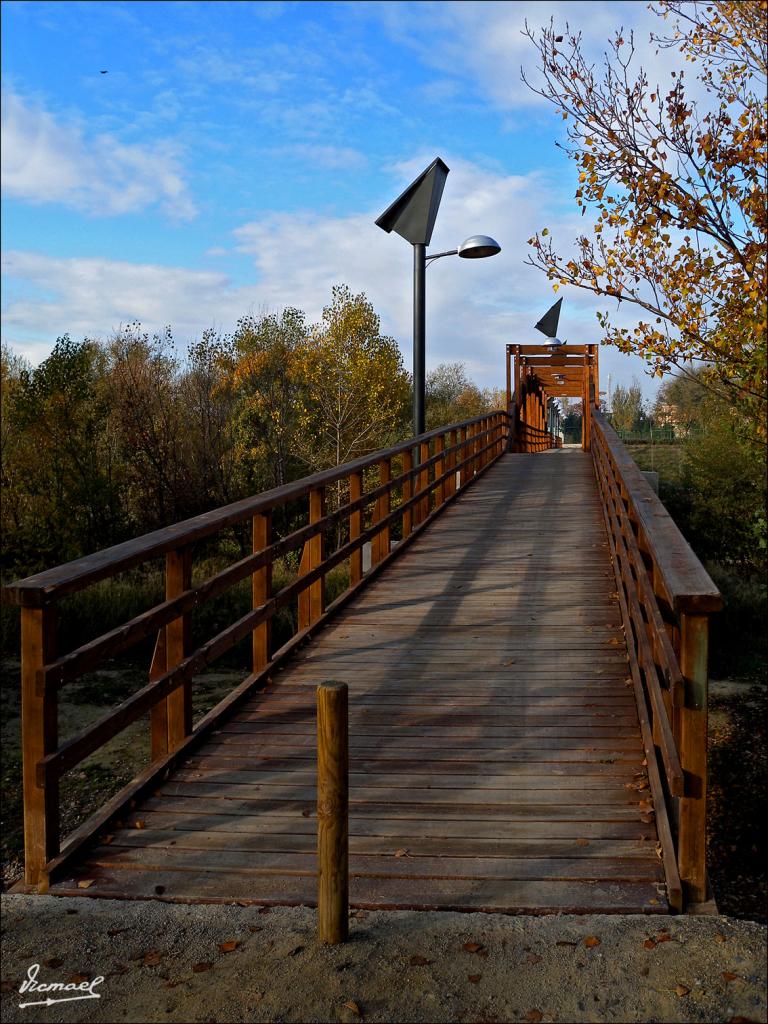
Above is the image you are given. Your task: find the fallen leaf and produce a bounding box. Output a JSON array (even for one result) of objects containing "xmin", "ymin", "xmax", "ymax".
[
  {"xmin": 640, "ymin": 815, "xmax": 655, "ymax": 824},
  {"xmin": 102, "ymin": 835, "xmax": 114, "ymax": 845},
  {"xmin": 463, "ymin": 941, "xmax": 485, "ymax": 953},
  {"xmin": 728, "ymin": 1017, "xmax": 752, "ymax": 1023},
  {"xmin": 219, "ymin": 940, "xmax": 239, "ymax": 953},
  {"xmin": 584, "ymin": 936, "xmax": 601, "ymax": 948},
  {"xmin": 192, "ymin": 962, "xmax": 212, "ymax": 973},
  {"xmin": 143, "ymin": 951, "xmax": 161, "ymax": 967},
  {"xmin": 77, "ymin": 879, "xmax": 94, "ymax": 889},
  {"xmin": 248, "ymin": 926, "xmax": 264, "ymax": 933},
  {"xmin": 394, "ymin": 848, "xmax": 409, "ymax": 858},
  {"xmin": 468, "ymin": 973, "xmax": 482, "ymax": 983},
  {"xmin": 43, "ymin": 957, "xmax": 64, "ymax": 969},
  {"xmin": 134, "ymin": 820, "xmax": 145, "ymax": 829},
  {"xmin": 648, "ymin": 898, "xmax": 660, "ymax": 905},
  {"xmin": 555, "ymin": 940, "xmax": 577, "ymax": 947},
  {"xmin": 643, "ymin": 938, "xmax": 657, "ymax": 950},
  {"xmin": 638, "ymin": 799, "xmax": 653, "ymax": 812},
  {"xmin": 722, "ymin": 971, "xmax": 739, "ymax": 982},
  {"xmin": 409, "ymin": 954, "xmax": 432, "ymax": 966},
  {"xmin": 715, "ymin": 933, "xmax": 727, "ymax": 943},
  {"xmin": 68, "ymin": 974, "xmax": 90, "ymax": 984},
  {"xmin": 675, "ymin": 984, "xmax": 690, "ymax": 996},
  {"xmin": 656, "ymin": 932, "xmax": 673, "ymax": 943},
  {"xmin": 525, "ymin": 1012, "xmax": 544, "ymax": 1023},
  {"xmin": 343, "ymin": 999, "xmax": 361, "ymax": 1016},
  {"xmin": 526, "ymin": 953, "xmax": 542, "ymax": 965},
  {"xmin": 576, "ymin": 838, "xmax": 590, "ymax": 847}
]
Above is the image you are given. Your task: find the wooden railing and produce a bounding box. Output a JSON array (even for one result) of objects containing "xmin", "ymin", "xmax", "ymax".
[
  {"xmin": 590, "ymin": 409, "xmax": 722, "ymax": 909},
  {"xmin": 4, "ymin": 411, "xmax": 509, "ymax": 891},
  {"xmin": 507, "ymin": 402, "xmax": 561, "ymax": 453}
]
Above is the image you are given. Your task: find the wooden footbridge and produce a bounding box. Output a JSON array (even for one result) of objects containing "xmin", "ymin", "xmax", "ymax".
[{"xmin": 6, "ymin": 344, "xmax": 722, "ymax": 915}]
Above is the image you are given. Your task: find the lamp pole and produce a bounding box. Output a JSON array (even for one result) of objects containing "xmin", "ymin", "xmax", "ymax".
[
  {"xmin": 375, "ymin": 158, "xmax": 500, "ymax": 438},
  {"xmin": 413, "ymin": 243, "xmax": 427, "ymax": 434}
]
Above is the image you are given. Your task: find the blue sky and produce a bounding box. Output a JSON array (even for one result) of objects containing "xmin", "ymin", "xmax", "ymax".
[{"xmin": 2, "ymin": 0, "xmax": 671, "ymax": 395}]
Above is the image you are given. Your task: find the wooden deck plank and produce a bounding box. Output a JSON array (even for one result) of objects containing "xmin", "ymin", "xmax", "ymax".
[{"xmin": 49, "ymin": 450, "xmax": 669, "ymax": 913}]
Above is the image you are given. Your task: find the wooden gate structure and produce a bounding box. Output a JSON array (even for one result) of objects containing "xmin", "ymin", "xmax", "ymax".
[{"xmin": 5, "ymin": 346, "xmax": 722, "ymax": 914}]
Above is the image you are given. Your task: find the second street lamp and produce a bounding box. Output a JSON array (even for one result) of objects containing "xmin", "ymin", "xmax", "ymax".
[{"xmin": 376, "ymin": 158, "xmax": 501, "ymax": 436}]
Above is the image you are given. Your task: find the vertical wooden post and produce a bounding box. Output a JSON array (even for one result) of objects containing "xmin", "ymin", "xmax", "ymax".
[
  {"xmin": 459, "ymin": 427, "xmax": 469, "ymax": 488},
  {"xmin": 505, "ymin": 346, "xmax": 512, "ymax": 415},
  {"xmin": 418, "ymin": 440, "xmax": 430, "ymax": 521},
  {"xmin": 349, "ymin": 472, "xmax": 363, "ymax": 585},
  {"xmin": 166, "ymin": 546, "xmax": 192, "ymax": 750},
  {"xmin": 21, "ymin": 605, "xmax": 58, "ymax": 888},
  {"xmin": 401, "ymin": 450, "xmax": 413, "ymax": 539},
  {"xmin": 435, "ymin": 433, "xmax": 445, "ymax": 505},
  {"xmin": 149, "ymin": 629, "xmax": 168, "ymax": 761},
  {"xmin": 317, "ymin": 682, "xmax": 349, "ymax": 944},
  {"xmin": 582, "ymin": 363, "xmax": 591, "ymax": 452},
  {"xmin": 252, "ymin": 513, "xmax": 272, "ymax": 672},
  {"xmin": 299, "ymin": 487, "xmax": 325, "ymax": 630},
  {"xmin": 677, "ymin": 612, "xmax": 709, "ymax": 904},
  {"xmin": 447, "ymin": 430, "xmax": 457, "ymax": 497},
  {"xmin": 373, "ymin": 458, "xmax": 391, "ymax": 566}
]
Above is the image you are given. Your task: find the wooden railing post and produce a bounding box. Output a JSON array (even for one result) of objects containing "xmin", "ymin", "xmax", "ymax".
[
  {"xmin": 418, "ymin": 440, "xmax": 430, "ymax": 523},
  {"xmin": 299, "ymin": 487, "xmax": 325, "ymax": 629},
  {"xmin": 401, "ymin": 451, "xmax": 413, "ymax": 539},
  {"xmin": 317, "ymin": 682, "xmax": 349, "ymax": 944},
  {"xmin": 373, "ymin": 458, "xmax": 391, "ymax": 566},
  {"xmin": 349, "ymin": 471, "xmax": 363, "ymax": 585},
  {"xmin": 447, "ymin": 430, "xmax": 457, "ymax": 497},
  {"xmin": 434, "ymin": 434, "xmax": 445, "ymax": 507},
  {"xmin": 459, "ymin": 427, "xmax": 469, "ymax": 487},
  {"xmin": 165, "ymin": 546, "xmax": 192, "ymax": 749},
  {"xmin": 252, "ymin": 513, "xmax": 272, "ymax": 672},
  {"xmin": 677, "ymin": 612, "xmax": 710, "ymax": 903},
  {"xmin": 21, "ymin": 605, "xmax": 58, "ymax": 888}
]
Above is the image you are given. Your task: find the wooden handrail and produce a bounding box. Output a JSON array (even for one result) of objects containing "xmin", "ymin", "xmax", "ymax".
[
  {"xmin": 591, "ymin": 408, "xmax": 721, "ymax": 908},
  {"xmin": 592, "ymin": 411, "xmax": 722, "ymax": 615},
  {"xmin": 4, "ymin": 412, "xmax": 502, "ymax": 608},
  {"xmin": 8, "ymin": 411, "xmax": 509, "ymax": 889}
]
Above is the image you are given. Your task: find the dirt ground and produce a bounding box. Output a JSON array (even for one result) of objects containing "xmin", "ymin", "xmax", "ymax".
[{"xmin": 1, "ymin": 896, "xmax": 766, "ymax": 1024}]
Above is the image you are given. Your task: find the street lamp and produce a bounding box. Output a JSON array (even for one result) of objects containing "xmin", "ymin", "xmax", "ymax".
[{"xmin": 375, "ymin": 158, "xmax": 501, "ymax": 436}]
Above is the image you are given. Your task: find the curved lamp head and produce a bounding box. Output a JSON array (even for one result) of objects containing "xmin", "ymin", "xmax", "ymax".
[{"xmin": 457, "ymin": 235, "xmax": 501, "ymax": 259}]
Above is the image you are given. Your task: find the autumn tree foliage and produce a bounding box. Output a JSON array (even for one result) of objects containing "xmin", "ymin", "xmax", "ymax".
[
  {"xmin": 524, "ymin": 1, "xmax": 767, "ymax": 436},
  {"xmin": 294, "ymin": 285, "xmax": 410, "ymax": 472}
]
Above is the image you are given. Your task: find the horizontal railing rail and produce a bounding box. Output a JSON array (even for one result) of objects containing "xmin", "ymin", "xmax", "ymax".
[
  {"xmin": 6, "ymin": 411, "xmax": 509, "ymax": 890},
  {"xmin": 591, "ymin": 408, "xmax": 722, "ymax": 909}
]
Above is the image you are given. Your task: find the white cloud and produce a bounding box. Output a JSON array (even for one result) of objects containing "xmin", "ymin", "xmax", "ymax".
[
  {"xmin": 1, "ymin": 251, "xmax": 252, "ymax": 355},
  {"xmin": 366, "ymin": 0, "xmax": 701, "ymax": 114},
  {"xmin": 2, "ymin": 156, "xmax": 659, "ymax": 395},
  {"xmin": 1, "ymin": 89, "xmax": 196, "ymax": 219}
]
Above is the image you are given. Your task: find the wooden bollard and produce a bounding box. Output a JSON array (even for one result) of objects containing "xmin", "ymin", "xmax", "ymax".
[{"xmin": 317, "ymin": 682, "xmax": 349, "ymax": 943}]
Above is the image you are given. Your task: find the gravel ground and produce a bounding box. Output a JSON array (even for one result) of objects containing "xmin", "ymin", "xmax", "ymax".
[{"xmin": 1, "ymin": 896, "xmax": 765, "ymax": 1024}]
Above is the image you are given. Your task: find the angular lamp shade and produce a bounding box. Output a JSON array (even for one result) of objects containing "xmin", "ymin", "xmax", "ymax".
[
  {"xmin": 458, "ymin": 235, "xmax": 501, "ymax": 259},
  {"xmin": 534, "ymin": 297, "xmax": 562, "ymax": 339},
  {"xmin": 375, "ymin": 157, "xmax": 450, "ymax": 246}
]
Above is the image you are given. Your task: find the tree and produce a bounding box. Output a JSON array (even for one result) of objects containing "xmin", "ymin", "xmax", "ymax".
[
  {"xmin": 229, "ymin": 309, "xmax": 307, "ymax": 491},
  {"xmin": 295, "ymin": 285, "xmax": 410, "ymax": 472},
  {"xmin": 610, "ymin": 380, "xmax": 648, "ymax": 432},
  {"xmin": 425, "ymin": 363, "xmax": 494, "ymax": 429},
  {"xmin": 2, "ymin": 336, "xmax": 120, "ymax": 571},
  {"xmin": 182, "ymin": 329, "xmax": 239, "ymax": 509},
  {"xmin": 106, "ymin": 324, "xmax": 191, "ymax": 529},
  {"xmin": 524, "ymin": 1, "xmax": 767, "ymax": 437}
]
